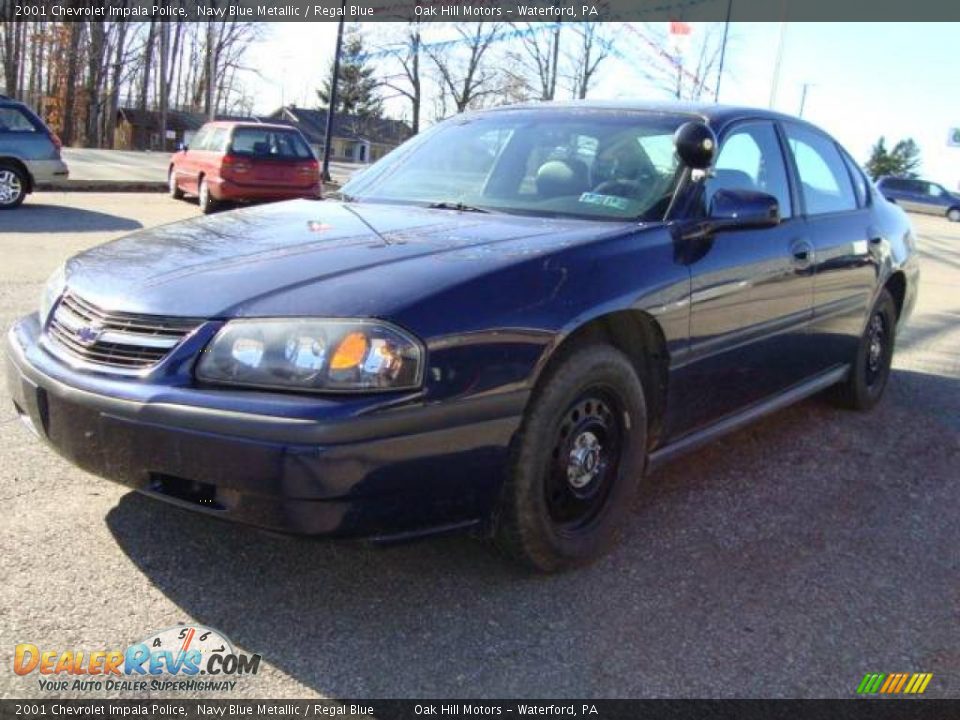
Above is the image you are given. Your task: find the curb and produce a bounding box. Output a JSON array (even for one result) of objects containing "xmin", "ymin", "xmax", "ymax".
[
  {"xmin": 37, "ymin": 180, "xmax": 168, "ymax": 193},
  {"xmin": 36, "ymin": 180, "xmax": 343, "ymax": 193}
]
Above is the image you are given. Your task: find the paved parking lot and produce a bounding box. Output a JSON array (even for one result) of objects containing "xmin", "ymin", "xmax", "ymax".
[
  {"xmin": 1, "ymin": 194, "xmax": 958, "ymax": 699},
  {"xmin": 62, "ymin": 148, "xmax": 361, "ymax": 186}
]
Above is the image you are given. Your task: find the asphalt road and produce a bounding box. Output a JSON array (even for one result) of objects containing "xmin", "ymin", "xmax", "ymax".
[
  {"xmin": 1, "ymin": 194, "xmax": 958, "ymax": 700},
  {"xmin": 62, "ymin": 148, "xmax": 363, "ymax": 186}
]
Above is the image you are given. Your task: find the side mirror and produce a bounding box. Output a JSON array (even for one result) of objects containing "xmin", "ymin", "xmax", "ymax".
[
  {"xmin": 674, "ymin": 121, "xmax": 717, "ymax": 170},
  {"xmin": 709, "ymin": 188, "xmax": 781, "ymax": 230}
]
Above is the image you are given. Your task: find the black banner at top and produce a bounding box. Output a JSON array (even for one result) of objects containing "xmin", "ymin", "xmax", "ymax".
[{"xmin": 3, "ymin": 0, "xmax": 960, "ymax": 22}]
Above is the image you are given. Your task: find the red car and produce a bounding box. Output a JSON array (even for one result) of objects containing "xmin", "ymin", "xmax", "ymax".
[{"xmin": 168, "ymin": 121, "xmax": 322, "ymax": 213}]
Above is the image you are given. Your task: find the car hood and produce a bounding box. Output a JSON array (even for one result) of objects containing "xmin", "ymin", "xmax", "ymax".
[{"xmin": 64, "ymin": 199, "xmax": 636, "ymax": 318}]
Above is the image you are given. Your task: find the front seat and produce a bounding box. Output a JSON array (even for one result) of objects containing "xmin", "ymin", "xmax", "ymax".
[{"xmin": 535, "ymin": 158, "xmax": 589, "ymax": 199}]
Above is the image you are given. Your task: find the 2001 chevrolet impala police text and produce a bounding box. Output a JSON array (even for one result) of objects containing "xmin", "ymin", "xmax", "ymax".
[{"xmin": 6, "ymin": 102, "xmax": 918, "ymax": 571}]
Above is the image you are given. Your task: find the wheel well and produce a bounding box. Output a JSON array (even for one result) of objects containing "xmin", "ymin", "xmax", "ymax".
[
  {"xmin": 0, "ymin": 157, "xmax": 33, "ymax": 192},
  {"xmin": 884, "ymin": 271, "xmax": 907, "ymax": 320},
  {"xmin": 537, "ymin": 311, "xmax": 669, "ymax": 449}
]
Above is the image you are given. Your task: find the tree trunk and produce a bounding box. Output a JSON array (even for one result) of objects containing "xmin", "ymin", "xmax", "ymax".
[
  {"xmin": 140, "ymin": 19, "xmax": 156, "ymax": 111},
  {"xmin": 61, "ymin": 23, "xmax": 83, "ymax": 146}
]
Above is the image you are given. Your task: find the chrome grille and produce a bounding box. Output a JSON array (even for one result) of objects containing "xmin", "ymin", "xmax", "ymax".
[{"xmin": 45, "ymin": 292, "xmax": 201, "ymax": 372}]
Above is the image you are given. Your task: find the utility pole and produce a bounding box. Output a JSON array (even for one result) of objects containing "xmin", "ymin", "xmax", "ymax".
[
  {"xmin": 768, "ymin": 18, "xmax": 787, "ymax": 109},
  {"xmin": 715, "ymin": 0, "xmax": 733, "ymax": 102},
  {"xmin": 322, "ymin": 1, "xmax": 346, "ymax": 184},
  {"xmin": 798, "ymin": 82, "xmax": 813, "ymax": 117}
]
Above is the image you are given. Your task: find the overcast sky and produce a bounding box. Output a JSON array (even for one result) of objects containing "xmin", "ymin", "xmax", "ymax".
[{"xmin": 244, "ymin": 22, "xmax": 960, "ymax": 188}]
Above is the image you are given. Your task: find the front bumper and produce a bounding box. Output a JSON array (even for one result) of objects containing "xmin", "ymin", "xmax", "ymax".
[{"xmin": 5, "ymin": 315, "xmax": 523, "ymax": 538}]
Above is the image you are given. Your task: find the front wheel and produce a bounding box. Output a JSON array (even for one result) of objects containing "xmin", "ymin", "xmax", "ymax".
[
  {"xmin": 494, "ymin": 344, "xmax": 647, "ymax": 572},
  {"xmin": 831, "ymin": 289, "xmax": 897, "ymax": 411},
  {"xmin": 0, "ymin": 163, "xmax": 27, "ymax": 209},
  {"xmin": 947, "ymin": 207, "xmax": 960, "ymax": 222}
]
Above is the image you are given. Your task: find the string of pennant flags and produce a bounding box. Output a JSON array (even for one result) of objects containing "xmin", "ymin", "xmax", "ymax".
[{"xmin": 348, "ymin": 18, "xmax": 715, "ymax": 96}]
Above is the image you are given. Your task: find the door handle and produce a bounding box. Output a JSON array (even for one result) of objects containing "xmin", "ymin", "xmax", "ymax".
[{"xmin": 790, "ymin": 239, "xmax": 814, "ymax": 268}]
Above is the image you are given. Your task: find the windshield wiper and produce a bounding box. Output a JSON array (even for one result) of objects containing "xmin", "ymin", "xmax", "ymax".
[{"xmin": 426, "ymin": 201, "xmax": 491, "ymax": 214}]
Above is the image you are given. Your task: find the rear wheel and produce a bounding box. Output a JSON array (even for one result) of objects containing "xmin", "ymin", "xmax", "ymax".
[
  {"xmin": 947, "ymin": 207, "xmax": 960, "ymax": 222},
  {"xmin": 168, "ymin": 167, "xmax": 184, "ymax": 199},
  {"xmin": 0, "ymin": 163, "xmax": 27, "ymax": 209},
  {"xmin": 831, "ymin": 289, "xmax": 897, "ymax": 411},
  {"xmin": 494, "ymin": 344, "xmax": 647, "ymax": 572},
  {"xmin": 198, "ymin": 177, "xmax": 216, "ymax": 214}
]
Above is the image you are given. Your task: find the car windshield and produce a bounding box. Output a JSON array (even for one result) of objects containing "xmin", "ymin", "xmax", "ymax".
[
  {"xmin": 230, "ymin": 127, "xmax": 313, "ymax": 159},
  {"xmin": 340, "ymin": 109, "xmax": 687, "ymax": 221}
]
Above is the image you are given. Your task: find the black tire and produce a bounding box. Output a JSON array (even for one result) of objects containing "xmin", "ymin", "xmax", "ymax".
[
  {"xmin": 168, "ymin": 167, "xmax": 184, "ymax": 199},
  {"xmin": 198, "ymin": 176, "xmax": 216, "ymax": 214},
  {"xmin": 494, "ymin": 344, "xmax": 647, "ymax": 572},
  {"xmin": 831, "ymin": 289, "xmax": 897, "ymax": 411},
  {"xmin": 0, "ymin": 162, "xmax": 27, "ymax": 209},
  {"xmin": 947, "ymin": 207, "xmax": 960, "ymax": 223}
]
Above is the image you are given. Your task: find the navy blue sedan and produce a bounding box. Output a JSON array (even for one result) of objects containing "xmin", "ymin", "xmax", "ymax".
[{"xmin": 5, "ymin": 102, "xmax": 919, "ymax": 571}]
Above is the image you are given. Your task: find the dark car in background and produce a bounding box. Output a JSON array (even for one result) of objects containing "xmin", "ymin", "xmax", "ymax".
[
  {"xmin": 6, "ymin": 102, "xmax": 918, "ymax": 571},
  {"xmin": 0, "ymin": 94, "xmax": 69, "ymax": 209},
  {"xmin": 877, "ymin": 175, "xmax": 960, "ymax": 221},
  {"xmin": 168, "ymin": 121, "xmax": 321, "ymax": 214}
]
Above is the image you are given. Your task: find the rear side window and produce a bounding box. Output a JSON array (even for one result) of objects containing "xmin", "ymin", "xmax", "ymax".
[
  {"xmin": 206, "ymin": 128, "xmax": 229, "ymax": 153},
  {"xmin": 706, "ymin": 121, "xmax": 793, "ymax": 218},
  {"xmin": 0, "ymin": 107, "xmax": 38, "ymax": 132},
  {"xmin": 840, "ymin": 149, "xmax": 868, "ymax": 207},
  {"xmin": 785, "ymin": 125, "xmax": 858, "ymax": 214},
  {"xmin": 230, "ymin": 128, "xmax": 313, "ymax": 159}
]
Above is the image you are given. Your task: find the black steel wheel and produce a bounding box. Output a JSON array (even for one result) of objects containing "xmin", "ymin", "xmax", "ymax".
[
  {"xmin": 494, "ymin": 343, "xmax": 647, "ymax": 572},
  {"xmin": 831, "ymin": 288, "xmax": 897, "ymax": 411},
  {"xmin": 546, "ymin": 390, "xmax": 624, "ymax": 531}
]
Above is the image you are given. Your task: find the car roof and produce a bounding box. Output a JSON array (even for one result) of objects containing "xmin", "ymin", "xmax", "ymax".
[
  {"xmin": 201, "ymin": 120, "xmax": 303, "ymax": 132},
  {"xmin": 477, "ymin": 99, "xmax": 821, "ymax": 134}
]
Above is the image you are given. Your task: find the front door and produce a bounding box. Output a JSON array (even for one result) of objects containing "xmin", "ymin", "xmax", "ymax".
[{"xmin": 670, "ymin": 120, "xmax": 815, "ymax": 436}]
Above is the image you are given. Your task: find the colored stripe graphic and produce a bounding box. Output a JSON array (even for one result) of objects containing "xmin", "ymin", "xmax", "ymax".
[
  {"xmin": 857, "ymin": 672, "xmax": 932, "ymax": 694},
  {"xmin": 857, "ymin": 673, "xmax": 885, "ymax": 694}
]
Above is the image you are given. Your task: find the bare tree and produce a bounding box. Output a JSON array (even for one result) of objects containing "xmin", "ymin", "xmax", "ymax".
[
  {"xmin": 427, "ymin": 22, "xmax": 504, "ymax": 114},
  {"xmin": 624, "ymin": 23, "xmax": 723, "ymax": 101},
  {"xmin": 380, "ymin": 21, "xmax": 423, "ymax": 134},
  {"xmin": 565, "ymin": 23, "xmax": 611, "ymax": 100},
  {"xmin": 510, "ymin": 22, "xmax": 562, "ymax": 101}
]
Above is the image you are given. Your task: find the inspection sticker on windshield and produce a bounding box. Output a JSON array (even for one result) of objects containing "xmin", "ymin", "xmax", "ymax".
[{"xmin": 579, "ymin": 192, "xmax": 630, "ymax": 210}]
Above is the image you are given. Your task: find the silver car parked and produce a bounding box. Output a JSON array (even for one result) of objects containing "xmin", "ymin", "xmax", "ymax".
[{"xmin": 0, "ymin": 94, "xmax": 69, "ymax": 209}]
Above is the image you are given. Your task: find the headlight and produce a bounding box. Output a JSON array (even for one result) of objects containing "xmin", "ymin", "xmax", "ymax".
[
  {"xmin": 39, "ymin": 264, "xmax": 66, "ymax": 324},
  {"xmin": 195, "ymin": 319, "xmax": 424, "ymax": 392}
]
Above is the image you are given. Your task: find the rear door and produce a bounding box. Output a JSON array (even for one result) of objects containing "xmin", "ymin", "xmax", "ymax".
[{"xmin": 782, "ymin": 123, "xmax": 879, "ymax": 372}]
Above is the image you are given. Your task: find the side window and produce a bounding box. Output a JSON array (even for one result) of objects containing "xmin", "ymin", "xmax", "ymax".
[
  {"xmin": 840, "ymin": 149, "xmax": 868, "ymax": 207},
  {"xmin": 206, "ymin": 128, "xmax": 228, "ymax": 153},
  {"xmin": 785, "ymin": 125, "xmax": 858, "ymax": 214},
  {"xmin": 0, "ymin": 107, "xmax": 38, "ymax": 132},
  {"xmin": 706, "ymin": 122, "xmax": 792, "ymax": 218}
]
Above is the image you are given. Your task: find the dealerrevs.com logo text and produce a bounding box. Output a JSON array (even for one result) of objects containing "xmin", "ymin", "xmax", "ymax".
[{"xmin": 14, "ymin": 625, "xmax": 261, "ymax": 693}]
